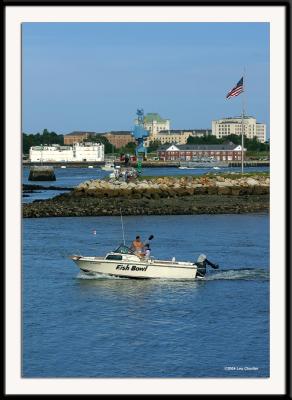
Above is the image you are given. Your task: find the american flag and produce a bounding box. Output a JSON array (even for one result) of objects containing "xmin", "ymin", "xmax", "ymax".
[{"xmin": 226, "ymin": 77, "xmax": 244, "ymax": 99}]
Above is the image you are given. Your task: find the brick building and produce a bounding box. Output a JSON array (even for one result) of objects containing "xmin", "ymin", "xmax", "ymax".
[
  {"xmin": 102, "ymin": 131, "xmax": 136, "ymax": 149},
  {"xmin": 64, "ymin": 131, "xmax": 96, "ymax": 145},
  {"xmin": 157, "ymin": 142, "xmax": 245, "ymax": 161}
]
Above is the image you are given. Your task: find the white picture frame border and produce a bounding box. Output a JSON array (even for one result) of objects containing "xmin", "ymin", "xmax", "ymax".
[{"xmin": 5, "ymin": 3, "xmax": 287, "ymax": 395}]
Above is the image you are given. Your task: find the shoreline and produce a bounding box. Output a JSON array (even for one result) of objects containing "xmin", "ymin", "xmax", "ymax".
[
  {"xmin": 23, "ymin": 194, "xmax": 269, "ymax": 218},
  {"xmin": 22, "ymin": 160, "xmax": 270, "ymax": 168},
  {"xmin": 23, "ymin": 174, "xmax": 269, "ymax": 218}
]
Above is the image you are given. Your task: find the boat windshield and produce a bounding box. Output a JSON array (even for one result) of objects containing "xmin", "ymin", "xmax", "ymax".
[{"xmin": 113, "ymin": 245, "xmax": 135, "ymax": 255}]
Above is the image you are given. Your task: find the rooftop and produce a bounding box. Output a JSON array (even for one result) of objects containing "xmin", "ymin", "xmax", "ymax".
[
  {"xmin": 158, "ymin": 129, "xmax": 211, "ymax": 135},
  {"xmin": 217, "ymin": 116, "xmax": 255, "ymax": 121},
  {"xmin": 143, "ymin": 113, "xmax": 168, "ymax": 123},
  {"xmin": 65, "ymin": 131, "xmax": 96, "ymax": 136},
  {"xmin": 158, "ymin": 142, "xmax": 239, "ymax": 151},
  {"xmin": 104, "ymin": 131, "xmax": 133, "ymax": 136}
]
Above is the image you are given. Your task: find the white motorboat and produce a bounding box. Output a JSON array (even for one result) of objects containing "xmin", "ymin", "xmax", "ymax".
[
  {"xmin": 178, "ymin": 166, "xmax": 196, "ymax": 170},
  {"xmin": 178, "ymin": 160, "xmax": 226, "ymax": 169},
  {"xmin": 70, "ymin": 244, "xmax": 198, "ymax": 280},
  {"xmin": 101, "ymin": 161, "xmax": 115, "ymax": 171}
]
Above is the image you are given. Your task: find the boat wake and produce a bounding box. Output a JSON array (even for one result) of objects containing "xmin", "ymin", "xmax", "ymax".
[
  {"xmin": 76, "ymin": 272, "xmax": 127, "ymax": 280},
  {"xmin": 76, "ymin": 268, "xmax": 269, "ymax": 281},
  {"xmin": 204, "ymin": 268, "xmax": 269, "ymax": 281}
]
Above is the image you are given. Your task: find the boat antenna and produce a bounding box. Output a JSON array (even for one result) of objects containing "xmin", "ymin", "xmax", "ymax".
[{"xmin": 120, "ymin": 208, "xmax": 126, "ymax": 245}]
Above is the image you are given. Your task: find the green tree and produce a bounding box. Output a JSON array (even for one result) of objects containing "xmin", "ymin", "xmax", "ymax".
[
  {"xmin": 147, "ymin": 140, "xmax": 161, "ymax": 152},
  {"xmin": 186, "ymin": 134, "xmax": 269, "ymax": 153},
  {"xmin": 187, "ymin": 135, "xmax": 221, "ymax": 145},
  {"xmin": 119, "ymin": 141, "xmax": 137, "ymax": 155},
  {"xmin": 22, "ymin": 130, "xmax": 64, "ymax": 154}
]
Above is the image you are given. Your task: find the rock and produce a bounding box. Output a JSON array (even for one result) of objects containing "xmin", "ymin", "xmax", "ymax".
[
  {"xmin": 193, "ymin": 186, "xmax": 208, "ymax": 195},
  {"xmin": 231, "ymin": 187, "xmax": 241, "ymax": 196},
  {"xmin": 246, "ymin": 177, "xmax": 260, "ymax": 186},
  {"xmin": 217, "ymin": 186, "xmax": 232, "ymax": 195},
  {"xmin": 252, "ymin": 185, "xmax": 269, "ymax": 195},
  {"xmin": 215, "ymin": 181, "xmax": 229, "ymax": 187},
  {"xmin": 207, "ymin": 187, "xmax": 218, "ymax": 195}
]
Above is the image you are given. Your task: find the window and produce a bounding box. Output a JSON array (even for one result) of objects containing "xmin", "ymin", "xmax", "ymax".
[
  {"xmin": 113, "ymin": 245, "xmax": 134, "ymax": 254},
  {"xmin": 105, "ymin": 254, "xmax": 123, "ymax": 260}
]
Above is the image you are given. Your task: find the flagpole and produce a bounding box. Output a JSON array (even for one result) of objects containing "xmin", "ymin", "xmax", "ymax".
[
  {"xmin": 241, "ymin": 96, "xmax": 244, "ymax": 174},
  {"xmin": 241, "ymin": 69, "xmax": 245, "ymax": 174},
  {"xmin": 226, "ymin": 75, "xmax": 245, "ymax": 170}
]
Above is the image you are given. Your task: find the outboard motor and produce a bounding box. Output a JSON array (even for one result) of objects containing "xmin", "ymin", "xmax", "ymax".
[{"xmin": 195, "ymin": 254, "xmax": 219, "ymax": 277}]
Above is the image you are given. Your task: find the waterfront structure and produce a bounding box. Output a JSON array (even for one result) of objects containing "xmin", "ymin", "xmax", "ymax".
[
  {"xmin": 149, "ymin": 129, "xmax": 212, "ymax": 146},
  {"xmin": 102, "ymin": 131, "xmax": 135, "ymax": 149},
  {"xmin": 136, "ymin": 112, "xmax": 170, "ymax": 140},
  {"xmin": 157, "ymin": 142, "xmax": 245, "ymax": 161},
  {"xmin": 132, "ymin": 109, "xmax": 150, "ymax": 163},
  {"xmin": 29, "ymin": 142, "xmax": 104, "ymax": 162},
  {"xmin": 256, "ymin": 123, "xmax": 266, "ymax": 143},
  {"xmin": 64, "ymin": 131, "xmax": 97, "ymax": 145},
  {"xmin": 212, "ymin": 116, "xmax": 266, "ymax": 143}
]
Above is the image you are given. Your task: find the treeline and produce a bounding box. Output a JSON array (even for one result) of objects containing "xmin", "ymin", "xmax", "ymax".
[
  {"xmin": 187, "ymin": 134, "xmax": 269, "ymax": 152},
  {"xmin": 83, "ymin": 134, "xmax": 117, "ymax": 154},
  {"xmin": 23, "ymin": 129, "xmax": 64, "ymax": 154},
  {"xmin": 84, "ymin": 135, "xmax": 140, "ymax": 155},
  {"xmin": 23, "ymin": 130, "xmax": 120, "ymax": 155},
  {"xmin": 23, "ymin": 130, "xmax": 268, "ymax": 156}
]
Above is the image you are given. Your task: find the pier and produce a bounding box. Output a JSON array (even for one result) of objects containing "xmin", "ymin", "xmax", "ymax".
[
  {"xmin": 23, "ymin": 160, "xmax": 269, "ymax": 168},
  {"xmin": 28, "ymin": 166, "xmax": 56, "ymax": 181}
]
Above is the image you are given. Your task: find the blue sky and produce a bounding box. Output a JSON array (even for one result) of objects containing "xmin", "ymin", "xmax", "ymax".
[{"xmin": 22, "ymin": 23, "xmax": 269, "ymax": 136}]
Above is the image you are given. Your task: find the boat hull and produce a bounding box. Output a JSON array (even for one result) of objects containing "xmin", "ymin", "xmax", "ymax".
[
  {"xmin": 71, "ymin": 256, "xmax": 197, "ymax": 280},
  {"xmin": 101, "ymin": 166, "xmax": 115, "ymax": 171}
]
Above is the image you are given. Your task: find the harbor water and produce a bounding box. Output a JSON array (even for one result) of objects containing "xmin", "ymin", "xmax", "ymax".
[{"xmin": 23, "ymin": 213, "xmax": 269, "ymax": 378}]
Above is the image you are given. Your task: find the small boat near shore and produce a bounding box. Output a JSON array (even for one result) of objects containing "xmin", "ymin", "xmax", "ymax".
[
  {"xmin": 178, "ymin": 160, "xmax": 226, "ymax": 169},
  {"xmin": 70, "ymin": 244, "xmax": 198, "ymax": 280},
  {"xmin": 101, "ymin": 161, "xmax": 115, "ymax": 171}
]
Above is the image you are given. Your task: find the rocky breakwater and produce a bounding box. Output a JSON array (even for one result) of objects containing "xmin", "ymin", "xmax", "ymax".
[{"xmin": 23, "ymin": 174, "xmax": 270, "ymax": 218}]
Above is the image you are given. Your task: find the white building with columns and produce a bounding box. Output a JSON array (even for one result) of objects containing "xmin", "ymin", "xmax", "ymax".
[
  {"xmin": 212, "ymin": 116, "xmax": 267, "ymax": 143},
  {"xmin": 29, "ymin": 142, "xmax": 104, "ymax": 162},
  {"xmin": 143, "ymin": 113, "xmax": 170, "ymax": 136},
  {"xmin": 147, "ymin": 129, "xmax": 212, "ymax": 146}
]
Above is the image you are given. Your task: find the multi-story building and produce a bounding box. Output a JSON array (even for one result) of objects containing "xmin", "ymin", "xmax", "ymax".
[
  {"xmin": 157, "ymin": 142, "xmax": 245, "ymax": 161},
  {"xmin": 64, "ymin": 131, "xmax": 97, "ymax": 145},
  {"xmin": 29, "ymin": 142, "xmax": 104, "ymax": 162},
  {"xmin": 102, "ymin": 131, "xmax": 136, "ymax": 149},
  {"xmin": 212, "ymin": 116, "xmax": 266, "ymax": 143},
  {"xmin": 147, "ymin": 129, "xmax": 212, "ymax": 146},
  {"xmin": 256, "ymin": 123, "xmax": 267, "ymax": 143},
  {"xmin": 138, "ymin": 113, "xmax": 170, "ymax": 138}
]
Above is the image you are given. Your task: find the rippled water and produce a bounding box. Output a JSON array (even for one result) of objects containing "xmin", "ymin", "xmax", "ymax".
[{"xmin": 22, "ymin": 214, "xmax": 269, "ymax": 377}]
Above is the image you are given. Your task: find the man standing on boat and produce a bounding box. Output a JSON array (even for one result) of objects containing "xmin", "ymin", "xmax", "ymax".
[
  {"xmin": 142, "ymin": 243, "xmax": 151, "ymax": 260},
  {"xmin": 131, "ymin": 235, "xmax": 144, "ymax": 256},
  {"xmin": 195, "ymin": 254, "xmax": 219, "ymax": 277}
]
